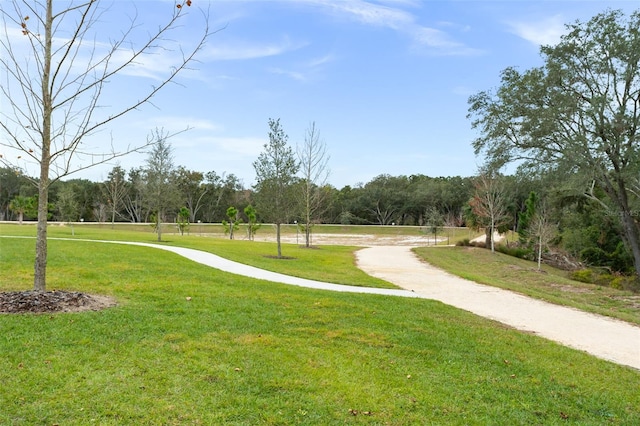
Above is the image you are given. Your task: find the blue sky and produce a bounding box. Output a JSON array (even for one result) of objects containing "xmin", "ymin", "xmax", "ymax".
[{"xmin": 4, "ymin": 0, "xmax": 639, "ymax": 188}]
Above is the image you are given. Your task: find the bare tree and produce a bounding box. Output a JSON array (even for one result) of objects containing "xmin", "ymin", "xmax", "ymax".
[
  {"xmin": 0, "ymin": 0, "xmax": 211, "ymax": 291},
  {"xmin": 102, "ymin": 165, "xmax": 128, "ymax": 228},
  {"xmin": 527, "ymin": 204, "xmax": 557, "ymax": 270},
  {"xmin": 469, "ymin": 172, "xmax": 510, "ymax": 253},
  {"xmin": 8, "ymin": 195, "xmax": 34, "ymax": 224},
  {"xmin": 296, "ymin": 122, "xmax": 330, "ymax": 247}
]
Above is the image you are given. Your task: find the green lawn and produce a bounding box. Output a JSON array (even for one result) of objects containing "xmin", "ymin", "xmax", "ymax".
[
  {"xmin": 0, "ymin": 223, "xmax": 394, "ymax": 289},
  {"xmin": 1, "ymin": 226, "xmax": 639, "ymax": 424}
]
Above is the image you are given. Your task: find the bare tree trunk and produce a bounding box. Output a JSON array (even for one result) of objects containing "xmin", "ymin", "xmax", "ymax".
[
  {"xmin": 537, "ymin": 234, "xmax": 543, "ymax": 270},
  {"xmin": 490, "ymin": 219, "xmax": 495, "ymax": 253},
  {"xmin": 34, "ymin": 179, "xmax": 49, "ymax": 292},
  {"xmin": 615, "ymin": 179, "xmax": 640, "ymax": 277},
  {"xmin": 598, "ymin": 176, "xmax": 640, "ymax": 277},
  {"xmin": 156, "ymin": 214, "xmax": 163, "ymax": 242},
  {"xmin": 620, "ymin": 209, "xmax": 640, "ymax": 277},
  {"xmin": 34, "ymin": 1, "xmax": 54, "ymax": 292},
  {"xmin": 276, "ymin": 223, "xmax": 282, "ymax": 258}
]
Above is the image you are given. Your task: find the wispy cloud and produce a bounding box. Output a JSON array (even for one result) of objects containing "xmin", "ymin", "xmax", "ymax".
[
  {"xmin": 506, "ymin": 15, "xmax": 567, "ymax": 46},
  {"xmin": 301, "ymin": 0, "xmax": 480, "ymax": 56},
  {"xmin": 452, "ymin": 85, "xmax": 473, "ymax": 97},
  {"xmin": 268, "ymin": 67, "xmax": 306, "ymax": 81},
  {"xmin": 319, "ymin": 0, "xmax": 414, "ymax": 29},
  {"xmin": 190, "ymin": 135, "xmax": 266, "ymax": 157},
  {"xmin": 204, "ymin": 37, "xmax": 307, "ymax": 61},
  {"xmin": 307, "ymin": 53, "xmax": 336, "ymax": 68},
  {"xmin": 133, "ymin": 117, "xmax": 223, "ymax": 138},
  {"xmin": 267, "ymin": 52, "xmax": 335, "ymax": 82}
]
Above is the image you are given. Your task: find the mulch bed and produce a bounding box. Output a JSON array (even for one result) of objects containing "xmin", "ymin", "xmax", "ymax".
[{"xmin": 0, "ymin": 290, "xmax": 116, "ymax": 314}]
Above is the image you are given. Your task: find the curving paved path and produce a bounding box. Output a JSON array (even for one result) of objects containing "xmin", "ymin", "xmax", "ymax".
[
  {"xmin": 356, "ymin": 246, "xmax": 640, "ymax": 370},
  {"xmin": 5, "ymin": 237, "xmax": 639, "ymax": 370}
]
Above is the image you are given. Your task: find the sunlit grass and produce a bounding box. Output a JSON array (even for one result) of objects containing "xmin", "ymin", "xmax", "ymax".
[
  {"xmin": 0, "ymin": 223, "xmax": 394, "ymax": 289},
  {"xmin": 1, "ymin": 237, "xmax": 639, "ymax": 424}
]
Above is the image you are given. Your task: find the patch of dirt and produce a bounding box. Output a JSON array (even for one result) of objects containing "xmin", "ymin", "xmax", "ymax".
[
  {"xmin": 549, "ymin": 284, "xmax": 593, "ymax": 294},
  {"xmin": 610, "ymin": 295, "xmax": 640, "ymax": 309},
  {"xmin": 0, "ymin": 290, "xmax": 117, "ymax": 314},
  {"xmin": 256, "ymin": 233, "xmax": 443, "ymax": 247}
]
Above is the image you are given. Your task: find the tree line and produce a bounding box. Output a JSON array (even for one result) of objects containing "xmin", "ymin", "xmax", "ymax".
[{"xmin": 2, "ymin": 156, "xmax": 637, "ymax": 276}]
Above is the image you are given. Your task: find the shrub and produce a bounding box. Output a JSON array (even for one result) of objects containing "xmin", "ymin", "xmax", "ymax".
[
  {"xmin": 496, "ymin": 245, "xmax": 530, "ymax": 259},
  {"xmin": 470, "ymin": 241, "xmax": 486, "ymax": 248},
  {"xmin": 609, "ymin": 277, "xmax": 624, "ymax": 290},
  {"xmin": 569, "ymin": 269, "xmax": 594, "ymax": 284},
  {"xmin": 580, "ymin": 244, "xmax": 634, "ymax": 274},
  {"xmin": 598, "ymin": 274, "xmax": 639, "ymax": 292},
  {"xmin": 456, "ymin": 238, "xmax": 471, "ymax": 247},
  {"xmin": 580, "ymin": 247, "xmax": 609, "ymax": 266}
]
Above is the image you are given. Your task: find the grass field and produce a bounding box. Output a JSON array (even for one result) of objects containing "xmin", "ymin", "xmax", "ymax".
[
  {"xmin": 1, "ymin": 223, "xmax": 639, "ymax": 424},
  {"xmin": 0, "ymin": 223, "xmax": 394, "ymax": 289}
]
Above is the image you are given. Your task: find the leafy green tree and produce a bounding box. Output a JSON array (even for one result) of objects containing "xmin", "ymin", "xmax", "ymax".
[
  {"xmin": 175, "ymin": 167, "xmax": 208, "ymax": 223},
  {"xmin": 359, "ymin": 174, "xmax": 409, "ymax": 225},
  {"xmin": 244, "ymin": 204, "xmax": 260, "ymax": 240},
  {"xmin": 200, "ymin": 171, "xmax": 244, "ymax": 222},
  {"xmin": 122, "ymin": 167, "xmax": 146, "ymax": 223},
  {"xmin": 222, "ymin": 206, "xmax": 241, "ymax": 239},
  {"xmin": 253, "ymin": 118, "xmax": 299, "ymax": 258},
  {"xmin": 560, "ymin": 202, "xmax": 634, "ymax": 273},
  {"xmin": 9, "ymin": 195, "xmax": 35, "ymax": 224},
  {"xmin": 468, "ymin": 9, "xmax": 640, "ymax": 276},
  {"xmin": 424, "ymin": 206, "xmax": 444, "ymax": 244},
  {"xmin": 61, "ymin": 178, "xmax": 100, "ymax": 221},
  {"xmin": 405, "ymin": 175, "xmax": 471, "ymax": 227},
  {"xmin": 518, "ymin": 191, "xmax": 539, "ymax": 245},
  {"xmin": 176, "ymin": 207, "xmax": 190, "ymax": 236},
  {"xmin": 144, "ymin": 130, "xmax": 180, "ymax": 242},
  {"xmin": 0, "ymin": 167, "xmax": 31, "ymax": 220},
  {"xmin": 56, "ymin": 185, "xmax": 80, "ymax": 235}
]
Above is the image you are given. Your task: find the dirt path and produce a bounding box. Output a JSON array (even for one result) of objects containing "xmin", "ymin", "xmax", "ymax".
[{"xmin": 356, "ymin": 246, "xmax": 640, "ymax": 370}]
